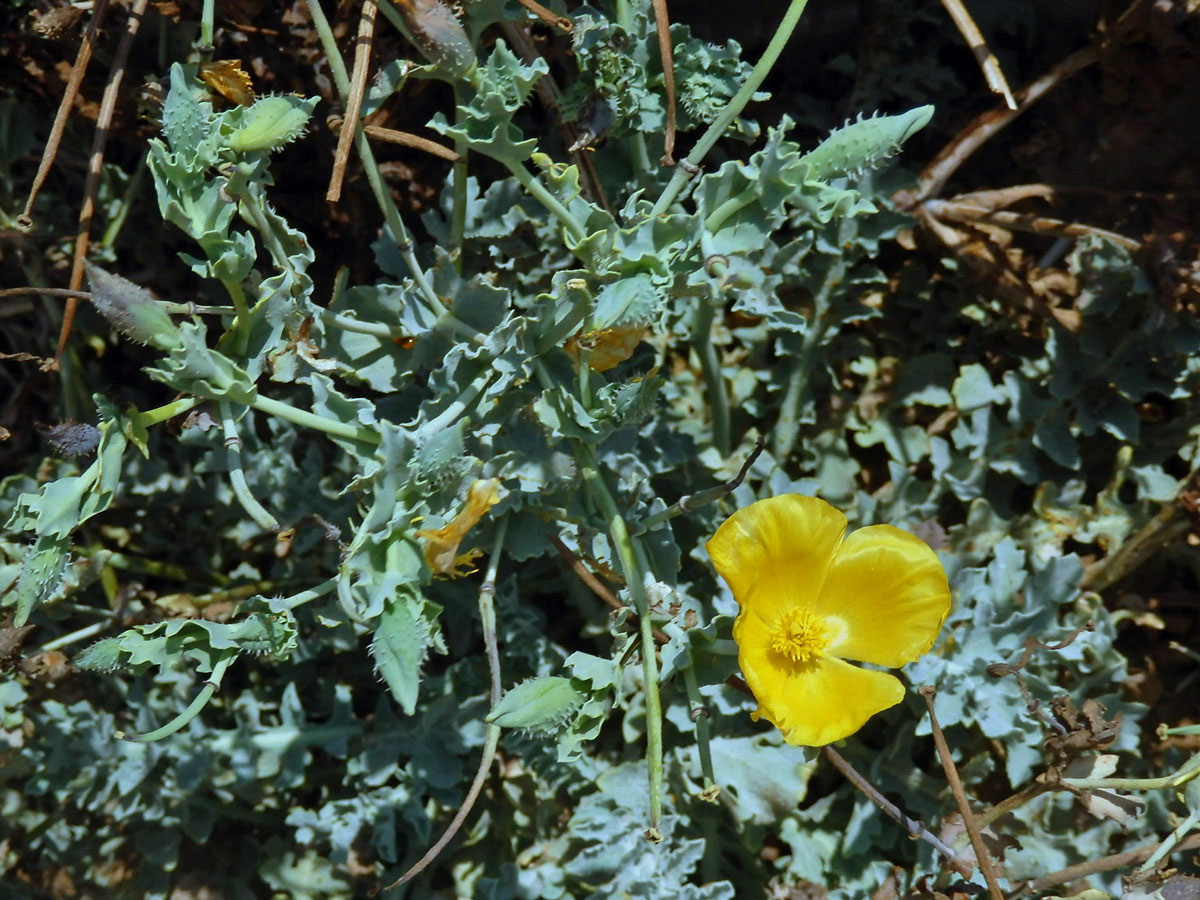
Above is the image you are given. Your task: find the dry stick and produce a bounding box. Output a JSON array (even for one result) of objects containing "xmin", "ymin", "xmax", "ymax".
[
  {"xmin": 19, "ymin": 0, "xmax": 112, "ymax": 228},
  {"xmin": 937, "ymin": 0, "xmax": 1015, "ymax": 109},
  {"xmin": 0, "ymin": 287, "xmax": 93, "ymax": 302},
  {"xmin": 924, "ymin": 197, "xmax": 1142, "ymax": 253},
  {"xmin": 512, "ymin": 0, "xmax": 573, "ymax": 32},
  {"xmin": 971, "ymin": 779, "xmax": 1051, "ymax": 835},
  {"xmin": 327, "ymin": 0, "xmax": 378, "ymax": 203},
  {"xmin": 720, "ymin": 676, "xmax": 955, "ymax": 861},
  {"xmin": 548, "ymin": 533, "xmax": 621, "ymax": 609},
  {"xmin": 1018, "ymin": 833, "xmax": 1200, "ymax": 895},
  {"xmin": 900, "ymin": 0, "xmax": 1150, "ymax": 208},
  {"xmin": 651, "ymin": 0, "xmax": 676, "ymax": 166},
  {"xmin": 821, "ymin": 746, "xmax": 958, "ymax": 862},
  {"xmin": 1079, "ymin": 503, "xmax": 1190, "ymax": 593},
  {"xmin": 898, "ymin": 41, "xmax": 1099, "ymax": 207},
  {"xmin": 58, "ymin": 0, "xmax": 150, "ymax": 361},
  {"xmin": 919, "ymin": 686, "xmax": 1004, "ymax": 900},
  {"xmin": 548, "ymin": 534, "xmax": 671, "ymax": 644},
  {"xmin": 362, "ymin": 124, "xmax": 462, "ymax": 162}
]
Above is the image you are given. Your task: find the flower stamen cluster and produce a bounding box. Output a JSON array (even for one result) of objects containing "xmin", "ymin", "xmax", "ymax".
[{"xmin": 769, "ymin": 607, "xmax": 833, "ymax": 664}]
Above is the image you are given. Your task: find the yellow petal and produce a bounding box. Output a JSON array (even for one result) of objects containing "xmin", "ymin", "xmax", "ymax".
[
  {"xmin": 706, "ymin": 494, "xmax": 846, "ymax": 624},
  {"xmin": 198, "ymin": 59, "xmax": 255, "ymax": 106},
  {"xmin": 816, "ymin": 524, "xmax": 950, "ymax": 667},
  {"xmin": 746, "ymin": 655, "xmax": 905, "ymax": 747},
  {"xmin": 416, "ymin": 478, "xmax": 501, "ymax": 575},
  {"xmin": 563, "ymin": 323, "xmax": 647, "ymax": 372}
]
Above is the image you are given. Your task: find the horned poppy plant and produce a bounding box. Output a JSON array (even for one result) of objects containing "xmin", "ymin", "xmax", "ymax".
[{"xmin": 707, "ymin": 494, "xmax": 951, "ymax": 747}]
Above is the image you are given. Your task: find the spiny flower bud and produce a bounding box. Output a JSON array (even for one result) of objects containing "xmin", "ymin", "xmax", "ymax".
[
  {"xmin": 486, "ymin": 676, "xmax": 583, "ymax": 732},
  {"xmin": 84, "ymin": 261, "xmax": 183, "ymax": 353},
  {"xmin": 224, "ymin": 94, "xmax": 318, "ymax": 154}
]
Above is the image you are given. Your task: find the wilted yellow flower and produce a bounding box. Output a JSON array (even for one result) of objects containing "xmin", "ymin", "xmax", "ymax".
[
  {"xmin": 706, "ymin": 494, "xmax": 950, "ymax": 747},
  {"xmin": 417, "ymin": 478, "xmax": 501, "ymax": 576}
]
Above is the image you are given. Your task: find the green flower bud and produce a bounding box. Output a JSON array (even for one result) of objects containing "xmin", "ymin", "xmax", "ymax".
[
  {"xmin": 84, "ymin": 261, "xmax": 183, "ymax": 352},
  {"xmin": 486, "ymin": 676, "xmax": 583, "ymax": 732}
]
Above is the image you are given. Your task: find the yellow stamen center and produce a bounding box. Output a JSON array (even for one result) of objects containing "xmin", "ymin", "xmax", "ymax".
[{"xmin": 770, "ymin": 607, "xmax": 833, "ymax": 664}]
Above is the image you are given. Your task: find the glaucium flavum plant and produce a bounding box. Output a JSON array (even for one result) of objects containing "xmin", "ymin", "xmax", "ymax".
[{"xmin": 707, "ymin": 495, "xmax": 951, "ymax": 746}]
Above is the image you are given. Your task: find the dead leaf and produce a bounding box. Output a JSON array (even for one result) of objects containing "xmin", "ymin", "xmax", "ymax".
[
  {"xmin": 198, "ymin": 60, "xmax": 255, "ymax": 106},
  {"xmin": 564, "ymin": 323, "xmax": 647, "ymax": 372}
]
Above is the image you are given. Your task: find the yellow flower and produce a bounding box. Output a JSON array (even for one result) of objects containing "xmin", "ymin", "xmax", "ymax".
[
  {"xmin": 706, "ymin": 494, "xmax": 950, "ymax": 747},
  {"xmin": 416, "ymin": 478, "xmax": 501, "ymax": 577}
]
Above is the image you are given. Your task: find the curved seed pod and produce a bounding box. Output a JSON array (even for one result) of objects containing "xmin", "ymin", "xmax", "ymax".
[
  {"xmin": 394, "ymin": 0, "xmax": 476, "ymax": 80},
  {"xmin": 799, "ymin": 104, "xmax": 934, "ymax": 182}
]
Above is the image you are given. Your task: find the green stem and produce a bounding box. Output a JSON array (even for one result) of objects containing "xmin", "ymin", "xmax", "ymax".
[
  {"xmin": 693, "ymin": 292, "xmax": 729, "ymax": 456},
  {"xmin": 650, "ymin": 0, "xmax": 810, "ymax": 217},
  {"xmin": 578, "ymin": 443, "xmax": 664, "ymax": 836},
  {"xmin": 1137, "ymin": 808, "xmax": 1200, "ymax": 874},
  {"xmin": 131, "ymin": 396, "xmax": 199, "ymax": 430},
  {"xmin": 221, "ymin": 276, "xmax": 252, "ymax": 355},
  {"xmin": 578, "ymin": 354, "xmax": 593, "ymax": 410},
  {"xmin": 117, "ymin": 651, "xmax": 236, "ymax": 743},
  {"xmin": 422, "ymin": 368, "xmax": 495, "ymax": 433},
  {"xmin": 639, "ymin": 438, "xmax": 763, "ymax": 531},
  {"xmin": 250, "ymin": 394, "xmax": 380, "ymax": 446},
  {"xmin": 269, "ymin": 576, "xmax": 338, "ymax": 612},
  {"xmin": 772, "ymin": 249, "xmax": 845, "ymax": 461},
  {"xmin": 1061, "ymin": 753, "xmax": 1200, "ymax": 792},
  {"xmin": 306, "ymin": 0, "xmax": 445, "ymax": 315},
  {"xmin": 504, "ymin": 160, "xmax": 587, "ymax": 245},
  {"xmin": 320, "ymin": 308, "xmax": 410, "ymax": 340},
  {"xmin": 160, "ymin": 303, "xmax": 236, "ymax": 316},
  {"xmin": 480, "ymin": 517, "xmax": 509, "ymax": 706},
  {"xmin": 98, "ymin": 151, "xmax": 148, "ymax": 249},
  {"xmin": 681, "ymin": 664, "xmax": 718, "ymax": 799},
  {"xmin": 219, "ymin": 400, "xmax": 280, "ymax": 532},
  {"xmin": 198, "ymin": 0, "xmax": 215, "ymax": 50},
  {"xmin": 451, "ymin": 85, "xmax": 470, "ymax": 271},
  {"xmin": 615, "ymin": 0, "xmax": 634, "ymax": 28},
  {"xmin": 36, "ymin": 619, "xmax": 108, "ymax": 653},
  {"xmin": 704, "ymin": 191, "xmax": 755, "ymax": 234}
]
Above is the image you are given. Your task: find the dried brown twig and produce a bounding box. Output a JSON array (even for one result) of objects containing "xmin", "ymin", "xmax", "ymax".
[
  {"xmin": 651, "ymin": 0, "xmax": 676, "ymax": 166},
  {"xmin": 327, "ymin": 0, "xmax": 378, "ymax": 203},
  {"xmin": 1017, "ymin": 833, "xmax": 1200, "ymax": 895},
  {"xmin": 936, "ymin": 0, "xmax": 1016, "ymax": 110},
  {"xmin": 513, "ymin": 0, "xmax": 572, "ymax": 32},
  {"xmin": 919, "ymin": 685, "xmax": 1004, "ymax": 900},
  {"xmin": 362, "ymin": 125, "xmax": 462, "ymax": 162},
  {"xmin": 57, "ymin": 0, "xmax": 150, "ymax": 362},
  {"xmin": 19, "ymin": 0, "xmax": 111, "ymax": 229}
]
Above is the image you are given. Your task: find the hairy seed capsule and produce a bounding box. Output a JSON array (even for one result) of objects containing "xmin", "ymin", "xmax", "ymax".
[
  {"xmin": 394, "ymin": 0, "xmax": 476, "ymax": 79},
  {"xmin": 84, "ymin": 261, "xmax": 183, "ymax": 352}
]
